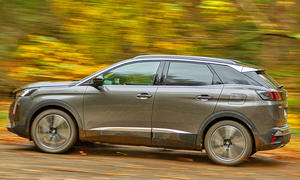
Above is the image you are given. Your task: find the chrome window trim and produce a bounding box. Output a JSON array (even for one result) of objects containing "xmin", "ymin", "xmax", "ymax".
[
  {"xmin": 154, "ymin": 84, "xmax": 224, "ymax": 88},
  {"xmin": 222, "ymin": 84, "xmax": 269, "ymax": 90},
  {"xmin": 241, "ymin": 66, "xmax": 259, "ymax": 72},
  {"xmin": 76, "ymin": 58, "xmax": 258, "ymax": 86},
  {"xmin": 99, "ymin": 84, "xmax": 223, "ymax": 88}
]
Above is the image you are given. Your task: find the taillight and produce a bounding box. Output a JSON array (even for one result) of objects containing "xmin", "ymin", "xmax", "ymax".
[
  {"xmin": 256, "ymin": 90, "xmax": 282, "ymax": 101},
  {"xmin": 271, "ymin": 136, "xmax": 277, "ymax": 143}
]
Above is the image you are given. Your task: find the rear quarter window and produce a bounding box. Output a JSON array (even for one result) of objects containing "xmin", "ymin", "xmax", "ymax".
[
  {"xmin": 243, "ymin": 71, "xmax": 279, "ymax": 89},
  {"xmin": 210, "ymin": 64, "xmax": 260, "ymax": 86}
]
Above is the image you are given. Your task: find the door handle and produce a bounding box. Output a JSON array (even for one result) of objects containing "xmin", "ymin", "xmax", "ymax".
[
  {"xmin": 196, "ymin": 95, "xmax": 212, "ymax": 101},
  {"xmin": 136, "ymin": 93, "xmax": 153, "ymax": 100}
]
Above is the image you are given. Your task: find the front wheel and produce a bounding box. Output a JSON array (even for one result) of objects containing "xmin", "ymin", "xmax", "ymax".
[
  {"xmin": 204, "ymin": 120, "xmax": 252, "ymax": 165},
  {"xmin": 31, "ymin": 109, "xmax": 77, "ymax": 153}
]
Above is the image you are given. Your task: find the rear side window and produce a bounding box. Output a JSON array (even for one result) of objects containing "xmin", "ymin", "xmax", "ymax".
[
  {"xmin": 210, "ymin": 64, "xmax": 259, "ymax": 86},
  {"xmin": 165, "ymin": 62, "xmax": 213, "ymax": 86}
]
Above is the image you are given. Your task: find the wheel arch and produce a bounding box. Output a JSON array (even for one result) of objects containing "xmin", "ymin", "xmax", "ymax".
[
  {"xmin": 26, "ymin": 100, "xmax": 83, "ymax": 140},
  {"xmin": 197, "ymin": 111, "xmax": 258, "ymax": 153}
]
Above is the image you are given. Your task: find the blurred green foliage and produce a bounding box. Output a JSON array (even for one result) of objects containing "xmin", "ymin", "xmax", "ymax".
[
  {"xmin": 0, "ymin": 0, "xmax": 299, "ymax": 97},
  {"xmin": 288, "ymin": 96, "xmax": 300, "ymax": 113},
  {"xmin": 291, "ymin": 129, "xmax": 300, "ymax": 136}
]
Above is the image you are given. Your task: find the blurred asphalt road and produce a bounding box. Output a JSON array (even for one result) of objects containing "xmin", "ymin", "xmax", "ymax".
[{"xmin": 0, "ymin": 132, "xmax": 299, "ymax": 179}]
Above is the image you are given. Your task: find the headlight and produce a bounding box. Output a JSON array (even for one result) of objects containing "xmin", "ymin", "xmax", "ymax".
[{"xmin": 15, "ymin": 88, "xmax": 37, "ymax": 99}]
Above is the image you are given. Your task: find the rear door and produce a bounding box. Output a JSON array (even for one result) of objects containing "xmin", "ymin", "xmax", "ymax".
[{"xmin": 151, "ymin": 61, "xmax": 223, "ymax": 148}]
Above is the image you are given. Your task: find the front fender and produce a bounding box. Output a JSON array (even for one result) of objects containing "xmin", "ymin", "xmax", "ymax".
[{"xmin": 25, "ymin": 99, "xmax": 84, "ymax": 137}]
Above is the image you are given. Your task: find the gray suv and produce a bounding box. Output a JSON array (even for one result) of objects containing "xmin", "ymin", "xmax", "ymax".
[{"xmin": 8, "ymin": 55, "xmax": 291, "ymax": 165}]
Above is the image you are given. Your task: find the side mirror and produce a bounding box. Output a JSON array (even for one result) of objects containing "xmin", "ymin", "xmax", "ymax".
[{"xmin": 92, "ymin": 75, "xmax": 104, "ymax": 87}]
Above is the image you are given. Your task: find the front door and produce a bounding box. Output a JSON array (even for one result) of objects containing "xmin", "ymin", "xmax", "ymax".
[
  {"xmin": 84, "ymin": 61, "xmax": 161, "ymax": 145},
  {"xmin": 152, "ymin": 61, "xmax": 223, "ymax": 148}
]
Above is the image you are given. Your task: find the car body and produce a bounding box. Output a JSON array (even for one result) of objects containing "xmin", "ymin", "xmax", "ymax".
[{"xmin": 7, "ymin": 55, "xmax": 291, "ymax": 165}]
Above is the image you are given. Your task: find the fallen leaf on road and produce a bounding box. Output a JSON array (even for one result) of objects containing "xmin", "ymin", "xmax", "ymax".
[
  {"xmin": 49, "ymin": 167, "xmax": 89, "ymax": 174},
  {"xmin": 116, "ymin": 152, "xmax": 127, "ymax": 156},
  {"xmin": 79, "ymin": 151, "xmax": 87, "ymax": 156},
  {"xmin": 104, "ymin": 173, "xmax": 128, "ymax": 176},
  {"xmin": 176, "ymin": 157, "xmax": 194, "ymax": 162},
  {"xmin": 288, "ymin": 174, "xmax": 300, "ymax": 177}
]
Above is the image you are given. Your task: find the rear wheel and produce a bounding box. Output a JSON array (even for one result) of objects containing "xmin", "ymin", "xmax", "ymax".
[
  {"xmin": 31, "ymin": 109, "xmax": 77, "ymax": 153},
  {"xmin": 204, "ymin": 120, "xmax": 252, "ymax": 165}
]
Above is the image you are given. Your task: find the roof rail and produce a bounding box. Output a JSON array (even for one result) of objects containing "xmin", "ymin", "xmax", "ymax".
[{"xmin": 133, "ymin": 55, "xmax": 240, "ymax": 64}]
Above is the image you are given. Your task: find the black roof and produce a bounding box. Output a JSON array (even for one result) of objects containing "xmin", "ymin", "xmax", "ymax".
[{"xmin": 133, "ymin": 55, "xmax": 240, "ymax": 64}]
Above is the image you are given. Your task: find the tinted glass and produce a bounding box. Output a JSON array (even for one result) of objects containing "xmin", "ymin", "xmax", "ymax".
[
  {"xmin": 244, "ymin": 71, "xmax": 279, "ymax": 89},
  {"xmin": 103, "ymin": 61, "xmax": 160, "ymax": 85},
  {"xmin": 165, "ymin": 62, "xmax": 213, "ymax": 86},
  {"xmin": 211, "ymin": 64, "xmax": 260, "ymax": 86}
]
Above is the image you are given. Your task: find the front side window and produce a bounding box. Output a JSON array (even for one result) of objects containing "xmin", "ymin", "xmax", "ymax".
[
  {"xmin": 165, "ymin": 62, "xmax": 213, "ymax": 86},
  {"xmin": 102, "ymin": 61, "xmax": 160, "ymax": 85}
]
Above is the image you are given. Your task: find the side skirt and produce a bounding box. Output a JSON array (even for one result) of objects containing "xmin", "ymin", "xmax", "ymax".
[{"xmin": 79, "ymin": 127, "xmax": 200, "ymax": 150}]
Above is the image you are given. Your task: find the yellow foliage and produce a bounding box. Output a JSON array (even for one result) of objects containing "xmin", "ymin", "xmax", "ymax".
[
  {"xmin": 260, "ymin": 23, "xmax": 279, "ymax": 28},
  {"xmin": 9, "ymin": 35, "xmax": 109, "ymax": 83},
  {"xmin": 276, "ymin": 1, "xmax": 296, "ymax": 6}
]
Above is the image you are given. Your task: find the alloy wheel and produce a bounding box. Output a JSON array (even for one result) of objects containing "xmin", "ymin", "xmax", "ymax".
[
  {"xmin": 35, "ymin": 114, "xmax": 72, "ymax": 150},
  {"xmin": 209, "ymin": 125, "xmax": 246, "ymax": 161}
]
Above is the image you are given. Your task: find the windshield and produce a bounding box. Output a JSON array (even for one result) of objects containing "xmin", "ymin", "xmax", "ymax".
[
  {"xmin": 79, "ymin": 60, "xmax": 132, "ymax": 83},
  {"xmin": 80, "ymin": 69, "xmax": 103, "ymax": 82},
  {"xmin": 79, "ymin": 65, "xmax": 114, "ymax": 83},
  {"xmin": 243, "ymin": 71, "xmax": 279, "ymax": 89}
]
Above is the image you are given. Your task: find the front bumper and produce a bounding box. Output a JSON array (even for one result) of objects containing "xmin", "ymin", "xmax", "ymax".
[
  {"xmin": 6, "ymin": 123, "xmax": 26, "ymax": 137},
  {"xmin": 6, "ymin": 98, "xmax": 29, "ymax": 138}
]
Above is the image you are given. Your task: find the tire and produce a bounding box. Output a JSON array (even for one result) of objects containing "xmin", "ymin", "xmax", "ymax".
[
  {"xmin": 31, "ymin": 109, "xmax": 77, "ymax": 153},
  {"xmin": 250, "ymin": 150, "xmax": 256, "ymax": 156},
  {"xmin": 204, "ymin": 120, "xmax": 252, "ymax": 165}
]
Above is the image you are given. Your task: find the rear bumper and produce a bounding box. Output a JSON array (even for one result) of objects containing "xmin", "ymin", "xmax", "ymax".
[
  {"xmin": 270, "ymin": 125, "xmax": 291, "ymax": 146},
  {"xmin": 257, "ymin": 124, "xmax": 291, "ymax": 151}
]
